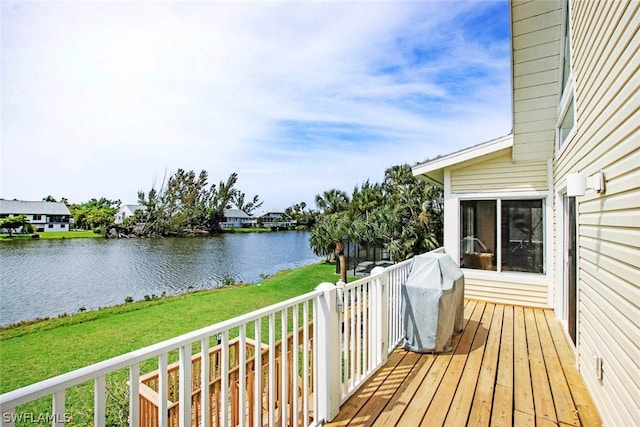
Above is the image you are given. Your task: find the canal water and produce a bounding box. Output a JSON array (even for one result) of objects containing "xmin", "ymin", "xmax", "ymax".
[{"xmin": 0, "ymin": 231, "xmax": 321, "ymax": 326}]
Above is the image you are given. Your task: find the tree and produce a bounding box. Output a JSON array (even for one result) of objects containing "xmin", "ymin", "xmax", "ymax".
[
  {"xmin": 1, "ymin": 215, "xmax": 29, "ymax": 236},
  {"xmin": 133, "ymin": 170, "xmax": 255, "ymax": 236},
  {"xmin": 309, "ymin": 211, "xmax": 351, "ymax": 281},
  {"xmin": 285, "ymin": 201, "xmax": 318, "ymax": 229},
  {"xmin": 233, "ymin": 192, "xmax": 263, "ymax": 215},
  {"xmin": 201, "ymin": 172, "xmax": 240, "ymax": 233},
  {"xmin": 162, "ymin": 169, "xmax": 209, "ymax": 232},
  {"xmin": 312, "ymin": 189, "xmax": 352, "ymax": 282},
  {"xmin": 309, "ymin": 164, "xmax": 444, "ymax": 272},
  {"xmin": 69, "ymin": 198, "xmax": 121, "ymax": 231},
  {"xmin": 314, "ymin": 189, "xmax": 350, "ymax": 214}
]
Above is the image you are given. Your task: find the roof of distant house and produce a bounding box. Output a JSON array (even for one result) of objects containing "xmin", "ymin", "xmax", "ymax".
[
  {"xmin": 0, "ymin": 200, "xmax": 71, "ymax": 215},
  {"xmin": 223, "ymin": 209, "xmax": 251, "ymax": 218},
  {"xmin": 122, "ymin": 204, "xmax": 146, "ymax": 212},
  {"xmin": 255, "ymin": 209, "xmax": 285, "ymax": 218}
]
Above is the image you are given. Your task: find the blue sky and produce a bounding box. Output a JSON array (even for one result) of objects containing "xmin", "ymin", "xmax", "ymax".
[{"xmin": 1, "ymin": 1, "xmax": 512, "ymax": 210}]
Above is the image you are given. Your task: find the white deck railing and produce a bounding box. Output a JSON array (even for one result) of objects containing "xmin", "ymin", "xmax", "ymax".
[{"xmin": 0, "ymin": 252, "xmax": 433, "ymax": 426}]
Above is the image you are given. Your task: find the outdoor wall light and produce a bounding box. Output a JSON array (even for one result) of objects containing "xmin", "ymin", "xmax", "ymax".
[{"xmin": 567, "ymin": 170, "xmax": 606, "ymax": 197}]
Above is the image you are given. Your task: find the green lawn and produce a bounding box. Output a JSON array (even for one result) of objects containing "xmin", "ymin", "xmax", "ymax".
[{"xmin": 0, "ymin": 230, "xmax": 101, "ymax": 240}]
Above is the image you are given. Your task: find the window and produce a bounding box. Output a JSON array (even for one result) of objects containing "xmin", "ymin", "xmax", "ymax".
[
  {"xmin": 48, "ymin": 224, "xmax": 53, "ymax": 228},
  {"xmin": 558, "ymin": 97, "xmax": 575, "ymax": 148},
  {"xmin": 501, "ymin": 200, "xmax": 544, "ymax": 273},
  {"xmin": 561, "ymin": 2, "xmax": 572, "ymax": 95},
  {"xmin": 557, "ymin": 1, "xmax": 575, "ymax": 151},
  {"xmin": 461, "ymin": 200, "xmax": 497, "ymax": 271},
  {"xmin": 460, "ymin": 199, "xmax": 544, "ymax": 274},
  {"xmin": 33, "ymin": 214, "xmax": 42, "ymax": 220}
]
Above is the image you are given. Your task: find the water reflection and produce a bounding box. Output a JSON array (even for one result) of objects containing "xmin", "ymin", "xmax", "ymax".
[{"xmin": 0, "ymin": 232, "xmax": 320, "ymax": 326}]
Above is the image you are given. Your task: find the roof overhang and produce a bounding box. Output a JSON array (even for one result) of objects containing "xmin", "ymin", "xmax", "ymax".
[{"xmin": 411, "ymin": 134, "xmax": 514, "ymax": 187}]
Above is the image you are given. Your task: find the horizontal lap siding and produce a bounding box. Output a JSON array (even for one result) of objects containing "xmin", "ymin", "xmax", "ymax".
[
  {"xmin": 511, "ymin": 0, "xmax": 562, "ymax": 163},
  {"xmin": 451, "ymin": 152, "xmax": 548, "ymax": 193},
  {"xmin": 464, "ymin": 275, "xmax": 549, "ymax": 308},
  {"xmin": 554, "ymin": 0, "xmax": 640, "ymax": 425}
]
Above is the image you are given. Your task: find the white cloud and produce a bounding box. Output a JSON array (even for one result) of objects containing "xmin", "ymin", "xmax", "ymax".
[{"xmin": 1, "ymin": 0, "xmax": 511, "ymax": 209}]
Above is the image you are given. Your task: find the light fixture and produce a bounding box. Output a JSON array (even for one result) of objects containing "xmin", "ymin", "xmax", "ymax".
[{"xmin": 567, "ymin": 171, "xmax": 605, "ymax": 197}]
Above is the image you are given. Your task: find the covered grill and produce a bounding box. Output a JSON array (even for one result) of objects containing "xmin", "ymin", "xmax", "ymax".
[{"xmin": 401, "ymin": 252, "xmax": 465, "ymax": 353}]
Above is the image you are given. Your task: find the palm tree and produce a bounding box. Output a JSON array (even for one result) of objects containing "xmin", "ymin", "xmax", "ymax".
[
  {"xmin": 314, "ymin": 189, "xmax": 350, "ymax": 214},
  {"xmin": 313, "ymin": 189, "xmax": 351, "ymax": 282}
]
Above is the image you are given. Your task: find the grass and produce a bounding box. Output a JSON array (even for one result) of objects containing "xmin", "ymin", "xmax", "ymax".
[
  {"xmin": 230, "ymin": 227, "xmax": 272, "ymax": 233},
  {"xmin": 0, "ymin": 230, "xmax": 101, "ymax": 240},
  {"xmin": 0, "ymin": 262, "xmax": 344, "ymax": 393}
]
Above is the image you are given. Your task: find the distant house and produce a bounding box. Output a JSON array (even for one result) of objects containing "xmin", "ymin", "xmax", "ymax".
[
  {"xmin": 0, "ymin": 200, "xmax": 72, "ymax": 232},
  {"xmin": 114, "ymin": 204, "xmax": 146, "ymax": 224},
  {"xmin": 412, "ymin": 1, "xmax": 638, "ymax": 424},
  {"xmin": 220, "ymin": 209, "xmax": 252, "ymax": 229},
  {"xmin": 254, "ymin": 210, "xmax": 297, "ymax": 228}
]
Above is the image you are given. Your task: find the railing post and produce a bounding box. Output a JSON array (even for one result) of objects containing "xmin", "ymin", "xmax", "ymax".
[
  {"xmin": 178, "ymin": 345, "xmax": 192, "ymax": 427},
  {"xmin": 314, "ymin": 282, "xmax": 341, "ymax": 423},
  {"xmin": 371, "ymin": 267, "xmax": 389, "ymax": 364}
]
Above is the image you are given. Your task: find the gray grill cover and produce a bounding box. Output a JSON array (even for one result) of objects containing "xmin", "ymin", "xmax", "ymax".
[{"xmin": 402, "ymin": 252, "xmax": 464, "ymax": 353}]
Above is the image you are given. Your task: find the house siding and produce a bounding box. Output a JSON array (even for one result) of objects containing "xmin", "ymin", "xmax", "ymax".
[
  {"xmin": 445, "ymin": 151, "xmax": 552, "ymax": 308},
  {"xmin": 464, "ymin": 274, "xmax": 548, "ymax": 308},
  {"xmin": 554, "ymin": 1, "xmax": 639, "ymax": 425},
  {"xmin": 511, "ymin": 0, "xmax": 563, "ymax": 163},
  {"xmin": 451, "ymin": 152, "xmax": 548, "ymax": 193}
]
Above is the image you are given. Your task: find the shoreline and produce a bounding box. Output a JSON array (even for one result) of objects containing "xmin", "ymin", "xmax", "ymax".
[{"xmin": 1, "ymin": 227, "xmax": 305, "ymax": 242}]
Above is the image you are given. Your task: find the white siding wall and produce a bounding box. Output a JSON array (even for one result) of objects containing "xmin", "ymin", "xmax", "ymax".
[
  {"xmin": 511, "ymin": 0, "xmax": 562, "ymax": 163},
  {"xmin": 445, "ymin": 151, "xmax": 552, "ymax": 308},
  {"xmin": 554, "ymin": 1, "xmax": 639, "ymax": 425},
  {"xmin": 451, "ymin": 151, "xmax": 548, "ymax": 193},
  {"xmin": 464, "ymin": 272, "xmax": 548, "ymax": 307}
]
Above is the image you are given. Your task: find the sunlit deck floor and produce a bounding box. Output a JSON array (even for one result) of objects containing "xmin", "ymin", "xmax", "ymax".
[{"xmin": 327, "ymin": 300, "xmax": 601, "ymax": 427}]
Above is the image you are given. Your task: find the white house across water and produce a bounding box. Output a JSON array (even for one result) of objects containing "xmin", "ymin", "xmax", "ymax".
[{"xmin": 0, "ymin": 200, "xmax": 72, "ymax": 233}]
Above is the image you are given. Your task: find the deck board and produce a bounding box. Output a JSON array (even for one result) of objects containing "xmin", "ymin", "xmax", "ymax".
[{"xmin": 326, "ymin": 301, "xmax": 601, "ymax": 427}]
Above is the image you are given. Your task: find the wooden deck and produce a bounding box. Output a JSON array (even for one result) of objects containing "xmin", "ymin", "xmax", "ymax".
[{"xmin": 327, "ymin": 300, "xmax": 601, "ymax": 427}]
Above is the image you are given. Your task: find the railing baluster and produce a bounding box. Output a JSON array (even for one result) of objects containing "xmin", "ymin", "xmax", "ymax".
[
  {"xmin": 129, "ymin": 363, "xmax": 140, "ymax": 427},
  {"xmin": 201, "ymin": 337, "xmax": 211, "ymax": 427},
  {"xmin": 362, "ymin": 281, "xmax": 373, "ymax": 375},
  {"xmin": 94, "ymin": 375, "xmax": 106, "ymax": 427},
  {"xmin": 302, "ymin": 301, "xmax": 310, "ymax": 427},
  {"xmin": 356, "ymin": 284, "xmax": 362, "ymax": 381},
  {"xmin": 268, "ymin": 313, "xmax": 276, "ymax": 427},
  {"xmin": 238, "ymin": 325, "xmax": 246, "ymax": 427},
  {"xmin": 158, "ymin": 353, "xmax": 168, "ymax": 427},
  {"xmin": 280, "ymin": 308, "xmax": 288, "ymax": 427},
  {"xmin": 341, "ymin": 286, "xmax": 349, "ymax": 396},
  {"xmin": 179, "ymin": 345, "xmax": 192, "ymax": 427},
  {"xmin": 253, "ymin": 318, "xmax": 262, "ymax": 427},
  {"xmin": 313, "ymin": 298, "xmax": 320, "ymax": 425},
  {"xmin": 220, "ymin": 332, "xmax": 229, "ymax": 427},
  {"xmin": 292, "ymin": 305, "xmax": 299, "ymax": 426},
  {"xmin": 52, "ymin": 390, "xmax": 65, "ymax": 427},
  {"xmin": 349, "ymin": 287, "xmax": 355, "ymax": 392}
]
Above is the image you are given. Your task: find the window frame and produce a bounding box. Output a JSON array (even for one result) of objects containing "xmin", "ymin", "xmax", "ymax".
[
  {"xmin": 556, "ymin": 0, "xmax": 575, "ymax": 153},
  {"xmin": 459, "ymin": 197, "xmax": 546, "ymax": 275}
]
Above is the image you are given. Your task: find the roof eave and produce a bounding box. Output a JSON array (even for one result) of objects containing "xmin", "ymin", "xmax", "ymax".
[{"xmin": 412, "ymin": 134, "xmax": 514, "ymax": 186}]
